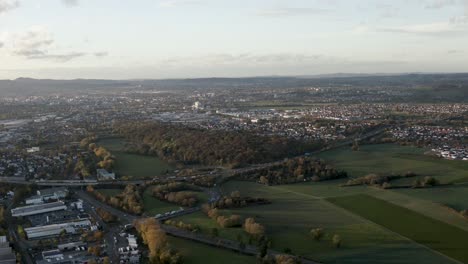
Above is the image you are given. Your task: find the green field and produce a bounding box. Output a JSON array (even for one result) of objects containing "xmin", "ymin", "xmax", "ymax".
[
  {"xmin": 328, "ymin": 194, "xmax": 468, "ymax": 263},
  {"xmin": 143, "ymin": 188, "xmax": 181, "ymax": 216},
  {"xmin": 168, "ymin": 237, "xmax": 256, "ymax": 264},
  {"xmin": 96, "ymin": 188, "xmax": 122, "ymax": 197},
  {"xmin": 142, "ymin": 187, "xmax": 209, "ymax": 216},
  {"xmin": 393, "ymin": 185, "xmax": 468, "ymax": 211},
  {"xmin": 97, "ymin": 137, "xmax": 175, "ymax": 179},
  {"xmin": 176, "ymin": 181, "xmax": 457, "ymax": 264},
  {"xmin": 318, "ymin": 144, "xmax": 468, "ymax": 184}
]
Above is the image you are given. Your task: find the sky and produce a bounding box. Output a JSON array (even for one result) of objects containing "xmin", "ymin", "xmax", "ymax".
[{"xmin": 0, "ymin": 0, "xmax": 467, "ymax": 79}]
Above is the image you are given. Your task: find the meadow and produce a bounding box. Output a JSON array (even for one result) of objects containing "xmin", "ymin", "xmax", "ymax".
[
  {"xmin": 176, "ymin": 180, "xmax": 457, "ymax": 264},
  {"xmin": 317, "ymin": 144, "xmax": 468, "ymax": 184},
  {"xmin": 97, "ymin": 137, "xmax": 175, "ymax": 179},
  {"xmin": 328, "ymin": 194, "xmax": 468, "ymax": 263},
  {"xmin": 168, "ymin": 237, "xmax": 256, "ymax": 264}
]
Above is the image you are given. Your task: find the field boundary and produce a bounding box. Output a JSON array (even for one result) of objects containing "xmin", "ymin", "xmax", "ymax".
[{"xmin": 327, "ymin": 194, "xmax": 466, "ymax": 264}]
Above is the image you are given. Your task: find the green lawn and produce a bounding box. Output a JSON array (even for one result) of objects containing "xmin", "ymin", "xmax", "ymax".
[
  {"xmin": 318, "ymin": 144, "xmax": 468, "ymax": 184},
  {"xmin": 176, "ymin": 181, "xmax": 457, "ymax": 264},
  {"xmin": 142, "ymin": 188, "xmax": 180, "ymax": 216},
  {"xmin": 328, "ymin": 194, "xmax": 468, "ymax": 263},
  {"xmin": 97, "ymin": 137, "xmax": 175, "ymax": 179},
  {"xmin": 96, "ymin": 188, "xmax": 122, "ymax": 197},
  {"xmin": 168, "ymin": 237, "xmax": 256, "ymax": 264}
]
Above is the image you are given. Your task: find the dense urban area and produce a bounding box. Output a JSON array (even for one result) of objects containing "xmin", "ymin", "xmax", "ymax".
[{"xmin": 0, "ymin": 74, "xmax": 467, "ymax": 264}]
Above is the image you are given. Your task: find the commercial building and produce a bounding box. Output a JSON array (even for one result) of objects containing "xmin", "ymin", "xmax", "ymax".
[
  {"xmin": 24, "ymin": 219, "xmax": 92, "ymax": 239},
  {"xmin": 26, "ymin": 187, "xmax": 69, "ymax": 205},
  {"xmin": 96, "ymin": 169, "xmax": 116, "ymax": 180},
  {"xmin": 11, "ymin": 201, "xmax": 67, "ymax": 217},
  {"xmin": 0, "ymin": 236, "xmax": 16, "ymax": 264}
]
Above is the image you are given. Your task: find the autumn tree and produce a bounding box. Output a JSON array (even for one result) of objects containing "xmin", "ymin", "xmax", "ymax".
[{"xmin": 311, "ymin": 228, "xmax": 324, "ymax": 241}]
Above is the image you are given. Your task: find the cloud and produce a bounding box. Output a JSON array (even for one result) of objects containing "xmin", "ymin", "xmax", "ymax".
[
  {"xmin": 378, "ymin": 21, "xmax": 465, "ymax": 35},
  {"xmin": 0, "ymin": 0, "xmax": 19, "ymax": 14},
  {"xmin": 425, "ymin": 0, "xmax": 456, "ymax": 9},
  {"xmin": 447, "ymin": 49, "xmax": 462, "ymax": 54},
  {"xmin": 94, "ymin": 51, "xmax": 108, "ymax": 57},
  {"xmin": 61, "ymin": 0, "xmax": 78, "ymax": 7},
  {"xmin": 28, "ymin": 52, "xmax": 86, "ymax": 62},
  {"xmin": 2, "ymin": 26, "xmax": 87, "ymax": 62},
  {"xmin": 10, "ymin": 26, "xmax": 54, "ymax": 57},
  {"xmin": 257, "ymin": 7, "xmax": 328, "ymax": 17},
  {"xmin": 159, "ymin": 0, "xmax": 201, "ymax": 7}
]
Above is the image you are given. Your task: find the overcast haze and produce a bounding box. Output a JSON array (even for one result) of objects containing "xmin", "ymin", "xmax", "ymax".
[{"xmin": 0, "ymin": 0, "xmax": 467, "ymax": 79}]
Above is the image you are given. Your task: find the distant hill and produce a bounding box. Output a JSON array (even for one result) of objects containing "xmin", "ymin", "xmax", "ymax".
[{"xmin": 1, "ymin": 73, "xmax": 467, "ymax": 102}]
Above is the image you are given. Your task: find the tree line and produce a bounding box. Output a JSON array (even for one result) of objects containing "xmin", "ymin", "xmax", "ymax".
[
  {"xmin": 150, "ymin": 183, "xmax": 202, "ymax": 207},
  {"xmin": 87, "ymin": 185, "xmax": 143, "ymax": 215},
  {"xmin": 236, "ymin": 157, "xmax": 348, "ymax": 185},
  {"xmin": 113, "ymin": 122, "xmax": 322, "ymax": 168},
  {"xmin": 210, "ymin": 190, "xmax": 271, "ymax": 209}
]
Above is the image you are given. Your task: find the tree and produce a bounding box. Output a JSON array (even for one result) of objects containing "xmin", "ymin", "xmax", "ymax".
[
  {"xmin": 351, "ymin": 140, "xmax": 359, "ymax": 151},
  {"xmin": 244, "ymin": 218, "xmax": 265, "ymax": 237},
  {"xmin": 17, "ymin": 225, "xmax": 25, "ymax": 239},
  {"xmin": 332, "ymin": 234, "xmax": 342, "ymax": 248},
  {"xmin": 239, "ymin": 241, "xmax": 246, "ymax": 252},
  {"xmin": 310, "ymin": 228, "xmax": 324, "ymax": 241},
  {"xmin": 102, "ymin": 256, "xmax": 110, "ymax": 264},
  {"xmin": 210, "ymin": 227, "xmax": 219, "ymax": 238}
]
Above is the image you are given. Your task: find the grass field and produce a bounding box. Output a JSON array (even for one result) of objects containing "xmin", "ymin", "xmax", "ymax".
[
  {"xmin": 168, "ymin": 237, "xmax": 256, "ymax": 264},
  {"xmin": 97, "ymin": 137, "xmax": 174, "ymax": 179},
  {"xmin": 142, "ymin": 188, "xmax": 181, "ymax": 216},
  {"xmin": 328, "ymin": 194, "xmax": 468, "ymax": 263},
  {"xmin": 176, "ymin": 181, "xmax": 457, "ymax": 264},
  {"xmin": 142, "ymin": 187, "xmax": 209, "ymax": 216},
  {"xmin": 318, "ymin": 144, "xmax": 468, "ymax": 184},
  {"xmin": 394, "ymin": 185, "xmax": 468, "ymax": 211},
  {"xmin": 96, "ymin": 188, "xmax": 122, "ymax": 197}
]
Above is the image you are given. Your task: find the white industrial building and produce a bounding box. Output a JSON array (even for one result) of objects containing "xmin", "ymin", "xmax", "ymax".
[
  {"xmin": 96, "ymin": 169, "xmax": 116, "ymax": 180},
  {"xmin": 0, "ymin": 236, "xmax": 16, "ymax": 264},
  {"xmin": 25, "ymin": 219, "xmax": 92, "ymax": 239},
  {"xmin": 26, "ymin": 187, "xmax": 69, "ymax": 205},
  {"xmin": 11, "ymin": 201, "xmax": 67, "ymax": 217}
]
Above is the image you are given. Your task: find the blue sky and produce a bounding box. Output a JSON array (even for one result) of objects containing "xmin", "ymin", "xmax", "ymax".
[{"xmin": 0, "ymin": 0, "xmax": 467, "ymax": 79}]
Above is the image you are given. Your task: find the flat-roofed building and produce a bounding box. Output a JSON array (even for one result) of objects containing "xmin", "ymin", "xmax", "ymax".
[
  {"xmin": 96, "ymin": 169, "xmax": 116, "ymax": 180},
  {"xmin": 25, "ymin": 219, "xmax": 92, "ymax": 239},
  {"xmin": 11, "ymin": 201, "xmax": 67, "ymax": 217},
  {"xmin": 0, "ymin": 236, "xmax": 16, "ymax": 264},
  {"xmin": 25, "ymin": 187, "xmax": 69, "ymax": 205}
]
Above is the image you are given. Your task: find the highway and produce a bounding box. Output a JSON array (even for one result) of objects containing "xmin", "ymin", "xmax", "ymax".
[{"xmin": 0, "ymin": 125, "xmax": 390, "ymax": 187}]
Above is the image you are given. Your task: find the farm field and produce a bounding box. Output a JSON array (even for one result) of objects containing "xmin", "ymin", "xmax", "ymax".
[
  {"xmin": 328, "ymin": 194, "xmax": 468, "ymax": 263},
  {"xmin": 274, "ymin": 181, "xmax": 468, "ymax": 232},
  {"xmin": 393, "ymin": 185, "xmax": 468, "ymax": 211},
  {"xmin": 97, "ymin": 137, "xmax": 175, "ymax": 179},
  {"xmin": 176, "ymin": 181, "xmax": 457, "ymax": 264},
  {"xmin": 168, "ymin": 237, "xmax": 256, "ymax": 264},
  {"xmin": 318, "ymin": 144, "xmax": 468, "ymax": 183}
]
